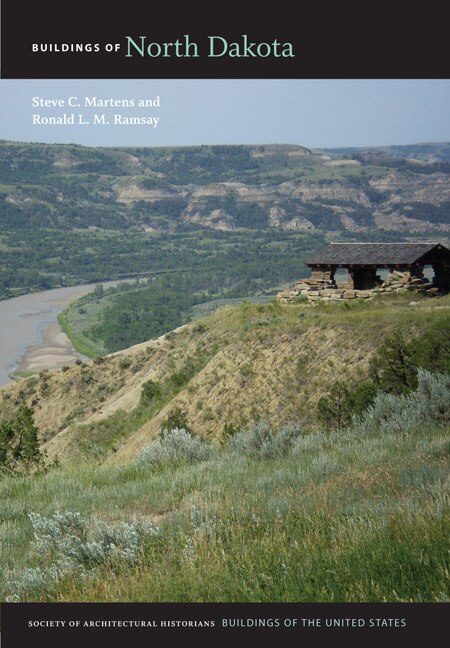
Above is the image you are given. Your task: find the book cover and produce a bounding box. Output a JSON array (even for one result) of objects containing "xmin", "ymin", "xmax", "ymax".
[{"xmin": 0, "ymin": 2, "xmax": 448, "ymax": 646}]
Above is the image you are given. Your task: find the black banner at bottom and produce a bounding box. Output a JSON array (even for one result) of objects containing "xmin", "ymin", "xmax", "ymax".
[{"xmin": 1, "ymin": 602, "xmax": 448, "ymax": 647}]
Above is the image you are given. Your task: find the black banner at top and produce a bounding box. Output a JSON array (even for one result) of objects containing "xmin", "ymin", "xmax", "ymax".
[{"xmin": 1, "ymin": 0, "xmax": 449, "ymax": 79}]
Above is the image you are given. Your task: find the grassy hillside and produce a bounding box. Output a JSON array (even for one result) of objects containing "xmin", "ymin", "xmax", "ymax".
[
  {"xmin": 1, "ymin": 140, "xmax": 449, "ymax": 299},
  {"xmin": 1, "ymin": 293, "xmax": 449, "ymax": 465},
  {"xmin": 0, "ymin": 378, "xmax": 448, "ymax": 602},
  {"xmin": 0, "ymin": 294, "xmax": 449, "ymax": 602},
  {"xmin": 1, "ymin": 141, "xmax": 449, "ymax": 604}
]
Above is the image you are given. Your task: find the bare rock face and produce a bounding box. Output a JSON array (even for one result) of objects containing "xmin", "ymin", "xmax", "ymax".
[
  {"xmin": 370, "ymin": 171, "xmax": 450, "ymax": 202},
  {"xmin": 182, "ymin": 207, "xmax": 236, "ymax": 231},
  {"xmin": 110, "ymin": 161, "xmax": 450, "ymax": 233},
  {"xmin": 268, "ymin": 206, "xmax": 314, "ymax": 230},
  {"xmin": 285, "ymin": 182, "xmax": 372, "ymax": 207}
]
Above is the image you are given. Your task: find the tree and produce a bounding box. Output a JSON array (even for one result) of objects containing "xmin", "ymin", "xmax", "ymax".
[
  {"xmin": 0, "ymin": 405, "xmax": 42, "ymax": 472},
  {"xmin": 369, "ymin": 334, "xmax": 417, "ymax": 395},
  {"xmin": 0, "ymin": 422, "xmax": 14, "ymax": 466},
  {"xmin": 14, "ymin": 405, "xmax": 42, "ymax": 466},
  {"xmin": 317, "ymin": 382, "xmax": 354, "ymax": 430}
]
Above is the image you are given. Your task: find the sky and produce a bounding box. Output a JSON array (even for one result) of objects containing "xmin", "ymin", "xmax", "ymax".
[{"xmin": 0, "ymin": 79, "xmax": 449, "ymax": 149}]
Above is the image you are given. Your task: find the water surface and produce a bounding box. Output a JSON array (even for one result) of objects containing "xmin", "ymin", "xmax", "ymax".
[{"xmin": 0, "ymin": 284, "xmax": 101, "ymax": 387}]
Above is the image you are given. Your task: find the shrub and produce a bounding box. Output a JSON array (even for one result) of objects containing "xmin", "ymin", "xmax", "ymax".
[
  {"xmin": 227, "ymin": 420, "xmax": 302, "ymax": 458},
  {"xmin": 355, "ymin": 391, "xmax": 417, "ymax": 435},
  {"xmin": 292, "ymin": 295, "xmax": 308, "ymax": 304},
  {"xmin": 29, "ymin": 511, "xmax": 157, "ymax": 566},
  {"xmin": 221, "ymin": 420, "xmax": 243, "ymax": 445},
  {"xmin": 135, "ymin": 428, "xmax": 216, "ymax": 470},
  {"xmin": 415, "ymin": 369, "xmax": 450, "ymax": 423},
  {"xmin": 370, "ymin": 334, "xmax": 417, "ymax": 395},
  {"xmin": 369, "ymin": 325, "xmax": 450, "ymax": 397},
  {"xmin": 169, "ymin": 369, "xmax": 190, "ymax": 389},
  {"xmin": 118, "ymin": 357, "xmax": 132, "ymax": 370},
  {"xmin": 291, "ymin": 430, "xmax": 329, "ymax": 455},
  {"xmin": 317, "ymin": 330, "xmax": 450, "ymax": 429},
  {"xmin": 140, "ymin": 379, "xmax": 161, "ymax": 405},
  {"xmin": 351, "ymin": 381, "xmax": 379, "ymax": 416},
  {"xmin": 411, "ymin": 324, "xmax": 450, "ymax": 375},
  {"xmin": 160, "ymin": 407, "xmax": 190, "ymax": 434},
  {"xmin": 353, "ymin": 370, "xmax": 450, "ymax": 435},
  {"xmin": 4, "ymin": 511, "xmax": 158, "ymax": 600}
]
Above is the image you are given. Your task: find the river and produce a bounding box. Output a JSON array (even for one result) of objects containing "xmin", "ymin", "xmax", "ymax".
[{"xmin": 0, "ymin": 282, "xmax": 115, "ymax": 388}]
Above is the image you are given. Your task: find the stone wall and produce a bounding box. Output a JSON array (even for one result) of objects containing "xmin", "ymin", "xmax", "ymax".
[
  {"xmin": 278, "ymin": 267, "xmax": 439, "ymax": 303},
  {"xmin": 381, "ymin": 268, "xmax": 435, "ymax": 293}
]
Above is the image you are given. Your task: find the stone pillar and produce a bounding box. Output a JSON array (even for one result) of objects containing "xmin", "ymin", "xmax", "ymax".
[
  {"xmin": 346, "ymin": 269, "xmax": 355, "ymax": 289},
  {"xmin": 310, "ymin": 266, "xmax": 336, "ymax": 283}
]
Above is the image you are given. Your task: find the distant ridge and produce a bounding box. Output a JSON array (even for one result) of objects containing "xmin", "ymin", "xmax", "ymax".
[{"xmin": 314, "ymin": 142, "xmax": 450, "ymax": 163}]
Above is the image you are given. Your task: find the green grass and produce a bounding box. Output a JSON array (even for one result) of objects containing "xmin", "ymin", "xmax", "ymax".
[
  {"xmin": 66, "ymin": 294, "xmax": 450, "ymax": 457},
  {"xmin": 1, "ymin": 420, "xmax": 448, "ymax": 602},
  {"xmin": 1, "ymin": 295, "xmax": 449, "ymax": 603},
  {"xmin": 8, "ymin": 370, "xmax": 37, "ymax": 381},
  {"xmin": 190, "ymin": 295, "xmax": 275, "ymax": 320},
  {"xmin": 228, "ymin": 292, "xmax": 450, "ymax": 341},
  {"xmin": 57, "ymin": 311, "xmax": 100, "ymax": 358}
]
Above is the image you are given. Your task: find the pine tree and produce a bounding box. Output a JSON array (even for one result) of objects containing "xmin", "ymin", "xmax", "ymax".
[
  {"xmin": 317, "ymin": 382, "xmax": 354, "ymax": 430},
  {"xmin": 2, "ymin": 405, "xmax": 42, "ymax": 471},
  {"xmin": 14, "ymin": 405, "xmax": 42, "ymax": 467},
  {"xmin": 0, "ymin": 422, "xmax": 14, "ymax": 466}
]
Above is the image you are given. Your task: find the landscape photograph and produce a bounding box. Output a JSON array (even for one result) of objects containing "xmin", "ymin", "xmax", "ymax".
[{"xmin": 0, "ymin": 79, "xmax": 449, "ymax": 603}]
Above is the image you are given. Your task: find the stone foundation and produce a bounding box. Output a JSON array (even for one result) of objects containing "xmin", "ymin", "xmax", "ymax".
[{"xmin": 278, "ymin": 268, "xmax": 439, "ymax": 303}]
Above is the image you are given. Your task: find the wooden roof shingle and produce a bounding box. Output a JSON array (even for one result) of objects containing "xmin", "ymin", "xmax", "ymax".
[{"xmin": 307, "ymin": 243, "xmax": 449, "ymax": 267}]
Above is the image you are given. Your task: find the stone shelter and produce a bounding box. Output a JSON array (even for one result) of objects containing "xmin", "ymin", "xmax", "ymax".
[{"xmin": 279, "ymin": 242, "xmax": 450, "ymax": 302}]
